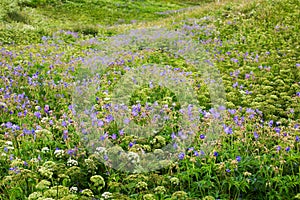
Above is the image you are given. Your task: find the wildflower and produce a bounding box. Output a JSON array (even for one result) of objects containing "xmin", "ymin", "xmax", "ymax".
[
  {"xmin": 200, "ymin": 134, "xmax": 205, "ymax": 139},
  {"xmin": 172, "ymin": 191, "xmax": 187, "ymax": 199},
  {"xmin": 274, "ymin": 127, "xmax": 281, "ymax": 133},
  {"xmin": 233, "ymin": 82, "xmax": 238, "ymax": 88},
  {"xmin": 102, "ymin": 192, "xmax": 113, "ymax": 199},
  {"xmin": 178, "ymin": 152, "xmax": 185, "ymax": 160},
  {"xmin": 243, "ymin": 171, "xmax": 252, "ymax": 176},
  {"xmin": 54, "ymin": 149, "xmax": 64, "ymax": 158},
  {"xmin": 36, "ymin": 180, "xmax": 51, "ymax": 190},
  {"xmin": 67, "ymin": 159, "xmax": 78, "ymax": 167},
  {"xmin": 28, "ymin": 192, "xmax": 43, "ymax": 200},
  {"xmin": 254, "ymin": 132, "xmax": 259, "ymax": 139},
  {"xmin": 127, "ymin": 152, "xmax": 140, "ymax": 164},
  {"xmin": 285, "ymin": 147, "xmax": 290, "ymax": 152},
  {"xmin": 143, "ymin": 194, "xmax": 155, "ymax": 200},
  {"xmin": 236, "ymin": 156, "xmax": 241, "ymax": 162},
  {"xmin": 119, "ymin": 129, "xmax": 124, "ymax": 135},
  {"xmin": 154, "ymin": 186, "xmax": 166, "ymax": 194},
  {"xmin": 95, "ymin": 147, "xmax": 107, "ymax": 155},
  {"xmin": 34, "ymin": 111, "xmax": 41, "ymax": 119},
  {"xmin": 98, "ymin": 120, "xmax": 104, "ymax": 127},
  {"xmin": 69, "ymin": 186, "xmax": 78, "ymax": 193},
  {"xmin": 111, "ymin": 134, "xmax": 117, "ymax": 140},
  {"xmin": 276, "ymin": 146, "xmax": 281, "ymax": 151},
  {"xmin": 129, "ymin": 142, "xmax": 134, "ymax": 148},
  {"xmin": 213, "ymin": 151, "xmax": 218, "ymax": 157},
  {"xmin": 63, "ymin": 130, "xmax": 68, "ymax": 140},
  {"xmin": 41, "ymin": 147, "xmax": 50, "ymax": 153},
  {"xmin": 81, "ymin": 189, "xmax": 94, "ymax": 197},
  {"xmin": 224, "ymin": 125, "xmax": 233, "ymax": 134},
  {"xmin": 268, "ymin": 120, "xmax": 273, "ymax": 127},
  {"xmin": 136, "ymin": 181, "xmax": 148, "ymax": 190},
  {"xmin": 296, "ymin": 136, "xmax": 299, "ymax": 142},
  {"xmin": 170, "ymin": 177, "xmax": 180, "ymax": 185},
  {"xmin": 226, "ymin": 169, "xmax": 231, "ymax": 172},
  {"xmin": 90, "ymin": 175, "xmax": 105, "ymax": 189}
]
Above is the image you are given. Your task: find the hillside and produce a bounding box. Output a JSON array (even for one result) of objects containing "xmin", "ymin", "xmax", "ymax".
[{"xmin": 0, "ymin": 0, "xmax": 299, "ymax": 199}]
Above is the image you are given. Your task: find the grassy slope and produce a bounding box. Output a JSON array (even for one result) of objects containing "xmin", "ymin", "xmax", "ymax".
[
  {"xmin": 0, "ymin": 0, "xmax": 299, "ymax": 199},
  {"xmin": 0, "ymin": 0, "xmax": 213, "ymax": 44}
]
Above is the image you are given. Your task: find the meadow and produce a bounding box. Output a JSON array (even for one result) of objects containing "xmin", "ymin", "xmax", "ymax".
[{"xmin": 0, "ymin": 0, "xmax": 299, "ymax": 199}]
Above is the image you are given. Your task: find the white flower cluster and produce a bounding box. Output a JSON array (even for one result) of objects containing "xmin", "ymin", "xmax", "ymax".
[
  {"xmin": 5, "ymin": 141, "xmax": 14, "ymax": 150},
  {"xmin": 170, "ymin": 177, "xmax": 180, "ymax": 185},
  {"xmin": 41, "ymin": 147, "xmax": 50, "ymax": 153},
  {"xmin": 54, "ymin": 149, "xmax": 64, "ymax": 158},
  {"xmin": 95, "ymin": 147, "xmax": 107, "ymax": 155},
  {"xmin": 67, "ymin": 159, "xmax": 78, "ymax": 167},
  {"xmin": 69, "ymin": 186, "xmax": 78, "ymax": 193},
  {"xmin": 101, "ymin": 191, "xmax": 113, "ymax": 199},
  {"xmin": 0, "ymin": 102, "xmax": 7, "ymax": 107},
  {"xmin": 128, "ymin": 152, "xmax": 140, "ymax": 164}
]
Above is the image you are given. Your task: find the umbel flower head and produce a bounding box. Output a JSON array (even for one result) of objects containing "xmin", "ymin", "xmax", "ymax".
[{"xmin": 90, "ymin": 175, "xmax": 105, "ymax": 190}]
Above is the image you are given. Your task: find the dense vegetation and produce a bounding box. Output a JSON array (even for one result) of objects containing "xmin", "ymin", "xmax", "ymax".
[{"xmin": 0, "ymin": 0, "xmax": 299, "ymax": 199}]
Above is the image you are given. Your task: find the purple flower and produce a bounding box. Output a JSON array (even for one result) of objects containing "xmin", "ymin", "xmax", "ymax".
[
  {"xmin": 194, "ymin": 151, "xmax": 199, "ymax": 156},
  {"xmin": 129, "ymin": 142, "xmax": 134, "ymax": 148},
  {"xmin": 63, "ymin": 130, "xmax": 68, "ymax": 140},
  {"xmin": 62, "ymin": 121, "xmax": 67, "ymax": 127},
  {"xmin": 224, "ymin": 125, "xmax": 233, "ymax": 134},
  {"xmin": 178, "ymin": 152, "xmax": 185, "ymax": 160},
  {"xmin": 171, "ymin": 132, "xmax": 177, "ymax": 140},
  {"xmin": 233, "ymin": 82, "xmax": 238, "ymax": 88},
  {"xmin": 200, "ymin": 134, "xmax": 205, "ymax": 139},
  {"xmin": 236, "ymin": 156, "xmax": 241, "ymax": 162},
  {"xmin": 226, "ymin": 169, "xmax": 231, "ymax": 173},
  {"xmin": 268, "ymin": 120, "xmax": 273, "ymax": 127},
  {"xmin": 124, "ymin": 118, "xmax": 130, "ymax": 124},
  {"xmin": 100, "ymin": 133, "xmax": 107, "ymax": 141},
  {"xmin": 188, "ymin": 147, "xmax": 194, "ymax": 151},
  {"xmin": 277, "ymin": 146, "xmax": 281, "ymax": 151},
  {"xmin": 97, "ymin": 120, "xmax": 104, "ymax": 127},
  {"xmin": 254, "ymin": 132, "xmax": 259, "ymax": 139},
  {"xmin": 213, "ymin": 151, "xmax": 218, "ymax": 157},
  {"xmin": 296, "ymin": 136, "xmax": 299, "ymax": 142},
  {"xmin": 119, "ymin": 129, "xmax": 124, "ymax": 136},
  {"xmin": 34, "ymin": 111, "xmax": 41, "ymax": 119},
  {"xmin": 233, "ymin": 116, "xmax": 239, "ymax": 124},
  {"xmin": 67, "ymin": 149, "xmax": 75, "ymax": 156},
  {"xmin": 105, "ymin": 115, "xmax": 114, "ymax": 123},
  {"xmin": 173, "ymin": 142, "xmax": 178, "ymax": 149},
  {"xmin": 44, "ymin": 105, "xmax": 50, "ymax": 113},
  {"xmin": 285, "ymin": 147, "xmax": 290, "ymax": 152},
  {"xmin": 228, "ymin": 109, "xmax": 236, "ymax": 115},
  {"xmin": 111, "ymin": 134, "xmax": 117, "ymax": 140},
  {"xmin": 274, "ymin": 127, "xmax": 281, "ymax": 133},
  {"xmin": 104, "ymin": 154, "xmax": 108, "ymax": 161}
]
